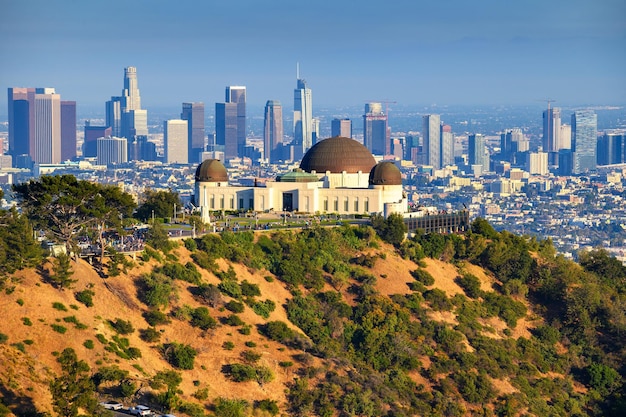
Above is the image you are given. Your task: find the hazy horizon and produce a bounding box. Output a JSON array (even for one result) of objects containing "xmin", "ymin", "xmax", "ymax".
[{"xmin": 1, "ymin": 0, "xmax": 625, "ymax": 113}]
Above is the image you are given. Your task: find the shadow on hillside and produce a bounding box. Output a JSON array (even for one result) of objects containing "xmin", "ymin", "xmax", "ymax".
[{"xmin": 0, "ymin": 382, "xmax": 42, "ymax": 417}]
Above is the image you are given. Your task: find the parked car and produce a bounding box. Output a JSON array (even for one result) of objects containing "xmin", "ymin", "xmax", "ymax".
[
  {"xmin": 99, "ymin": 401, "xmax": 124, "ymax": 410},
  {"xmin": 129, "ymin": 405, "xmax": 152, "ymax": 416}
]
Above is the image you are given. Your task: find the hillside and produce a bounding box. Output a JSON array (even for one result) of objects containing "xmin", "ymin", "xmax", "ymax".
[{"xmin": 1, "ymin": 222, "xmax": 625, "ymax": 417}]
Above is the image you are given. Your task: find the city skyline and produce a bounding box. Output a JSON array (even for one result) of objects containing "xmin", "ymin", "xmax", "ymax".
[{"xmin": 1, "ymin": 0, "xmax": 625, "ymax": 115}]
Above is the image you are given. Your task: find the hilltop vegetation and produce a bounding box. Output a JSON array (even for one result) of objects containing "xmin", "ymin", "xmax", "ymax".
[{"xmin": 0, "ymin": 185, "xmax": 625, "ymax": 416}]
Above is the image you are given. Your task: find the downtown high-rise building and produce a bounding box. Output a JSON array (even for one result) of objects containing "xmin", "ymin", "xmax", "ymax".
[
  {"xmin": 363, "ymin": 103, "xmax": 388, "ymax": 156},
  {"xmin": 597, "ymin": 131, "xmax": 625, "ymax": 166},
  {"xmin": 422, "ymin": 114, "xmax": 441, "ymax": 168},
  {"xmin": 164, "ymin": 119, "xmax": 189, "ymax": 164},
  {"xmin": 106, "ymin": 67, "xmax": 148, "ymax": 140},
  {"xmin": 571, "ymin": 110, "xmax": 597, "ymax": 174},
  {"xmin": 331, "ymin": 118, "xmax": 352, "ymax": 138},
  {"xmin": 293, "ymin": 73, "xmax": 313, "ymax": 158},
  {"xmin": 216, "ymin": 86, "xmax": 246, "ymax": 161},
  {"xmin": 181, "ymin": 102, "xmax": 205, "ymax": 164},
  {"xmin": 263, "ymin": 100, "xmax": 283, "ymax": 163},
  {"xmin": 468, "ymin": 133, "xmax": 487, "ymax": 174},
  {"xmin": 543, "ymin": 107, "xmax": 561, "ymax": 152},
  {"xmin": 7, "ymin": 87, "xmax": 74, "ymax": 166},
  {"xmin": 440, "ymin": 124, "xmax": 454, "ymax": 167},
  {"xmin": 97, "ymin": 136, "xmax": 127, "ymax": 167}
]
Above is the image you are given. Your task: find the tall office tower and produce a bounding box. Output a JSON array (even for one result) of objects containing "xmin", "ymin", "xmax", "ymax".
[
  {"xmin": 60, "ymin": 101, "xmax": 76, "ymax": 161},
  {"xmin": 263, "ymin": 100, "xmax": 283, "ymax": 163},
  {"xmin": 97, "ymin": 136, "xmax": 127, "ymax": 167},
  {"xmin": 181, "ymin": 102, "xmax": 205, "ymax": 163},
  {"xmin": 215, "ymin": 86, "xmax": 246, "ymax": 160},
  {"xmin": 422, "ymin": 114, "xmax": 441, "ymax": 168},
  {"xmin": 128, "ymin": 135, "xmax": 157, "ymax": 161},
  {"xmin": 331, "ymin": 118, "xmax": 352, "ymax": 138},
  {"xmin": 312, "ymin": 117, "xmax": 320, "ymax": 146},
  {"xmin": 468, "ymin": 133, "xmax": 487, "ymax": 172},
  {"xmin": 571, "ymin": 110, "xmax": 597, "ymax": 174},
  {"xmin": 32, "ymin": 88, "xmax": 62, "ymax": 164},
  {"xmin": 84, "ymin": 122, "xmax": 112, "ymax": 157},
  {"xmin": 597, "ymin": 132, "xmax": 625, "ymax": 165},
  {"xmin": 559, "ymin": 124, "xmax": 572, "ymax": 150},
  {"xmin": 527, "ymin": 151, "xmax": 549, "ymax": 175},
  {"xmin": 293, "ymin": 73, "xmax": 313, "ymax": 158},
  {"xmin": 106, "ymin": 96, "xmax": 122, "ymax": 137},
  {"xmin": 164, "ymin": 119, "xmax": 189, "ymax": 164},
  {"xmin": 363, "ymin": 103, "xmax": 388, "ymax": 155},
  {"xmin": 440, "ymin": 124, "xmax": 454, "ymax": 167},
  {"xmin": 543, "ymin": 107, "xmax": 561, "ymax": 152},
  {"xmin": 8, "ymin": 87, "xmax": 36, "ymax": 158},
  {"xmin": 107, "ymin": 67, "xmax": 148, "ymax": 139}
]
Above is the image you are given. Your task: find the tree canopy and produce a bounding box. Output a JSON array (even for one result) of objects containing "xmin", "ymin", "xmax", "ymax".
[
  {"xmin": 12, "ymin": 175, "xmax": 136, "ymax": 255},
  {"xmin": 134, "ymin": 189, "xmax": 181, "ymax": 222}
]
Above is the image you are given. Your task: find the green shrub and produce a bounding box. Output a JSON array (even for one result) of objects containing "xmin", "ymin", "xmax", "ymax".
[
  {"xmin": 52, "ymin": 302, "xmax": 68, "ymax": 311},
  {"xmin": 110, "ymin": 318, "xmax": 135, "ymax": 334},
  {"xmin": 13, "ymin": 342, "xmax": 26, "ymax": 353},
  {"xmin": 120, "ymin": 379, "xmax": 137, "ymax": 398},
  {"xmin": 164, "ymin": 342, "xmax": 197, "ymax": 369},
  {"xmin": 190, "ymin": 307, "xmax": 217, "ymax": 330},
  {"xmin": 424, "ymin": 289, "xmax": 454, "ymax": 311},
  {"xmin": 139, "ymin": 327, "xmax": 162, "ymax": 343},
  {"xmin": 244, "ymin": 341, "xmax": 256, "ymax": 348},
  {"xmin": 251, "ymin": 299, "xmax": 276, "ymax": 319},
  {"xmin": 96, "ymin": 334, "xmax": 107, "ymax": 344},
  {"xmin": 0, "ymin": 334, "xmax": 7, "ymax": 344},
  {"xmin": 225, "ymin": 300, "xmax": 245, "ymax": 313},
  {"xmin": 224, "ymin": 314, "xmax": 244, "ymax": 327},
  {"xmin": 22, "ymin": 317, "xmax": 32, "ymax": 326},
  {"xmin": 214, "ymin": 398, "xmax": 249, "ymax": 417},
  {"xmin": 222, "ymin": 341, "xmax": 235, "ymax": 350},
  {"xmin": 411, "ymin": 268, "xmax": 435, "ymax": 286},
  {"xmin": 278, "ymin": 361, "xmax": 293, "ymax": 368},
  {"xmin": 143, "ymin": 310, "xmax": 171, "ymax": 326},
  {"xmin": 456, "ymin": 274, "xmax": 482, "ymax": 298},
  {"xmin": 138, "ymin": 272, "xmax": 176, "ymax": 308},
  {"xmin": 240, "ymin": 349, "xmax": 262, "ymax": 364},
  {"xmin": 184, "ymin": 238, "xmax": 197, "ymax": 252},
  {"xmin": 192, "ymin": 387, "xmax": 209, "ymax": 400},
  {"xmin": 83, "ymin": 340, "xmax": 94, "ymax": 349},
  {"xmin": 238, "ymin": 325, "xmax": 251, "ymax": 335},
  {"xmin": 74, "ymin": 289, "xmax": 95, "ymax": 307},
  {"xmin": 255, "ymin": 399, "xmax": 279, "ymax": 416},
  {"xmin": 63, "ymin": 316, "xmax": 88, "ymax": 330},
  {"xmin": 16, "ymin": 299, "xmax": 24, "ymax": 306},
  {"xmin": 51, "ymin": 324, "xmax": 67, "ymax": 334},
  {"xmin": 226, "ymin": 363, "xmax": 257, "ymax": 382},
  {"xmin": 218, "ymin": 279, "xmax": 242, "ymax": 299},
  {"xmin": 260, "ymin": 321, "xmax": 294, "ymax": 343},
  {"xmin": 240, "ymin": 280, "xmax": 261, "ymax": 297}
]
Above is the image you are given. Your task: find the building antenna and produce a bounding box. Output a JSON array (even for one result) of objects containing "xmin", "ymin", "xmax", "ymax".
[{"xmin": 296, "ymin": 62, "xmax": 300, "ymax": 80}]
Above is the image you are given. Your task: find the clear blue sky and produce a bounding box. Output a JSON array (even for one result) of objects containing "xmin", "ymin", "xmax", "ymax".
[{"xmin": 1, "ymin": 0, "xmax": 625, "ymax": 113}]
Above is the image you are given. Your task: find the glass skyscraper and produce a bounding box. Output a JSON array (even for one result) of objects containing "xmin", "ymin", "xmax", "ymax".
[
  {"xmin": 363, "ymin": 103, "xmax": 388, "ymax": 156},
  {"xmin": 422, "ymin": 114, "xmax": 441, "ymax": 168},
  {"xmin": 571, "ymin": 110, "xmax": 597, "ymax": 174},
  {"xmin": 264, "ymin": 100, "xmax": 283, "ymax": 163},
  {"xmin": 182, "ymin": 102, "xmax": 205, "ymax": 163},
  {"xmin": 216, "ymin": 86, "xmax": 246, "ymax": 161},
  {"xmin": 293, "ymin": 76, "xmax": 313, "ymax": 159}
]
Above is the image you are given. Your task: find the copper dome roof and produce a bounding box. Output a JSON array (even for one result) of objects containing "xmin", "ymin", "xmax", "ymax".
[
  {"xmin": 195, "ymin": 159, "xmax": 228, "ymax": 182},
  {"xmin": 369, "ymin": 161, "xmax": 402, "ymax": 185},
  {"xmin": 300, "ymin": 136, "xmax": 376, "ymax": 174}
]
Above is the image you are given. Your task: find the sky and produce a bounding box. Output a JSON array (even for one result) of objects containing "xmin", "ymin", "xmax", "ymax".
[{"xmin": 1, "ymin": 0, "xmax": 625, "ymax": 115}]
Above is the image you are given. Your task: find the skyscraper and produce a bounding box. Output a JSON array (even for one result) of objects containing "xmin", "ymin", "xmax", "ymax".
[
  {"xmin": 597, "ymin": 132, "xmax": 625, "ymax": 165},
  {"xmin": 363, "ymin": 103, "xmax": 388, "ymax": 155},
  {"xmin": 61, "ymin": 101, "xmax": 76, "ymax": 161},
  {"xmin": 263, "ymin": 100, "xmax": 283, "ymax": 163},
  {"xmin": 8, "ymin": 87, "xmax": 71, "ymax": 165},
  {"xmin": 468, "ymin": 133, "xmax": 487, "ymax": 173},
  {"xmin": 293, "ymin": 71, "xmax": 313, "ymax": 158},
  {"xmin": 215, "ymin": 86, "xmax": 246, "ymax": 161},
  {"xmin": 440, "ymin": 124, "xmax": 454, "ymax": 167},
  {"xmin": 422, "ymin": 114, "xmax": 441, "ymax": 168},
  {"xmin": 331, "ymin": 118, "xmax": 352, "ymax": 138},
  {"xmin": 164, "ymin": 119, "xmax": 189, "ymax": 164},
  {"xmin": 543, "ymin": 107, "xmax": 561, "ymax": 152},
  {"xmin": 107, "ymin": 67, "xmax": 148, "ymax": 140},
  {"xmin": 8, "ymin": 87, "xmax": 35, "ymax": 158},
  {"xmin": 83, "ymin": 122, "xmax": 112, "ymax": 158},
  {"xmin": 571, "ymin": 110, "xmax": 597, "ymax": 174},
  {"xmin": 181, "ymin": 102, "xmax": 205, "ymax": 163},
  {"xmin": 97, "ymin": 136, "xmax": 127, "ymax": 167}
]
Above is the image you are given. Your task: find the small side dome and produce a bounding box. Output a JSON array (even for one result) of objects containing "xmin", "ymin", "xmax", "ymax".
[
  {"xmin": 369, "ymin": 161, "xmax": 402, "ymax": 185},
  {"xmin": 195, "ymin": 159, "xmax": 228, "ymax": 182}
]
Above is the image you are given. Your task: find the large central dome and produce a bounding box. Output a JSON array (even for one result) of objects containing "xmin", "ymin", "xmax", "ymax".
[{"xmin": 300, "ymin": 136, "xmax": 376, "ymax": 174}]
